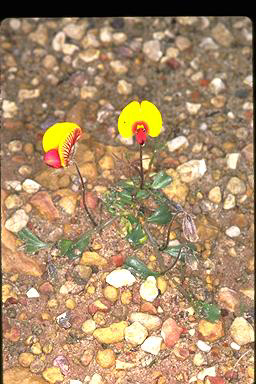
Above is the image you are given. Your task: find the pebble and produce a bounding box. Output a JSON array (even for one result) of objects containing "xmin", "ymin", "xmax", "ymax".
[
  {"xmin": 117, "ymin": 79, "xmax": 132, "ymax": 95},
  {"xmin": 139, "ymin": 276, "xmax": 159, "ymax": 302},
  {"xmin": 4, "ymin": 194, "xmax": 23, "ymax": 209},
  {"xmin": 186, "ymin": 102, "xmax": 201, "ymax": 115},
  {"xmin": 79, "ymin": 162, "xmax": 98, "ymax": 181},
  {"xmin": 217, "ymin": 287, "xmax": 239, "ymax": 312},
  {"xmin": 4, "ymin": 367, "xmax": 47, "ymax": 384},
  {"xmin": 22, "ymin": 179, "xmax": 41, "ymax": 194},
  {"xmin": 30, "ymin": 191, "xmax": 60, "ymax": 221},
  {"xmin": 176, "ymin": 159, "xmax": 207, "ymax": 183},
  {"xmin": 28, "ymin": 24, "xmax": 48, "ymax": 46},
  {"xmin": 18, "ymin": 165, "xmax": 33, "ymax": 177},
  {"xmin": 243, "ymin": 74, "xmax": 252, "ymax": 87},
  {"xmin": 110, "ymin": 60, "xmax": 128, "ymax": 75},
  {"xmin": 42, "ymin": 54, "xmax": 58, "ymax": 69},
  {"xmin": 113, "ymin": 32, "xmax": 127, "ymax": 44},
  {"xmin": 2, "ymin": 283, "xmax": 18, "ymax": 303},
  {"xmin": 143, "ymin": 40, "xmax": 163, "ymax": 61},
  {"xmin": 80, "ymin": 85, "xmax": 98, "ymax": 99},
  {"xmin": 3, "ymin": 100, "xmax": 18, "ymax": 118},
  {"xmin": 162, "ymin": 169, "xmax": 189, "ymax": 204},
  {"xmin": 242, "ymin": 143, "xmax": 253, "ymax": 164},
  {"xmin": 99, "ymin": 154, "xmax": 115, "ymax": 170},
  {"xmin": 80, "ymin": 349, "xmax": 94, "ymax": 367},
  {"xmin": 53, "ymin": 355, "xmax": 69, "ymax": 376},
  {"xmin": 18, "ymin": 89, "xmax": 40, "ymax": 102},
  {"xmin": 161, "ymin": 318, "xmax": 183, "ymax": 347},
  {"xmin": 193, "ymin": 352, "xmax": 205, "ymax": 366},
  {"xmin": 167, "ymin": 136, "xmax": 189, "ymax": 152},
  {"xmin": 18, "ymin": 352, "xmax": 35, "ymax": 367},
  {"xmin": 225, "ymin": 225, "xmax": 241, "ymax": 238},
  {"xmin": 93, "ymin": 321, "xmax": 128, "ymax": 344},
  {"xmin": 8, "ymin": 140, "xmax": 22, "ymax": 152},
  {"xmin": 26, "ymin": 287, "xmax": 40, "ymax": 298},
  {"xmin": 140, "ymin": 335, "xmax": 163, "ymax": 355},
  {"xmin": 121, "ymin": 290, "xmax": 132, "ymax": 305},
  {"xmin": 156, "ymin": 276, "xmax": 168, "ymax": 294},
  {"xmin": 63, "ymin": 23, "xmax": 86, "ymax": 40},
  {"xmin": 9, "ymin": 18, "xmax": 21, "ymax": 30},
  {"xmin": 197, "ymin": 366, "xmax": 216, "ymax": 381},
  {"xmin": 198, "ymin": 319, "xmax": 224, "ymax": 342},
  {"xmin": 209, "ymin": 78, "xmax": 226, "ymax": 95},
  {"xmin": 124, "ymin": 321, "xmax": 148, "ymax": 346},
  {"xmin": 240, "ymin": 287, "xmax": 254, "ymax": 300},
  {"xmin": 230, "ymin": 341, "xmax": 241, "ymax": 351},
  {"xmin": 208, "ymin": 186, "xmax": 222, "ymax": 204},
  {"xmin": 56, "ymin": 311, "xmax": 71, "ymax": 329},
  {"xmin": 81, "ymin": 319, "xmax": 97, "ymax": 334},
  {"xmin": 226, "ymin": 176, "xmax": 246, "ymax": 195},
  {"xmin": 226, "ymin": 153, "xmax": 240, "ymax": 169},
  {"xmin": 99, "ymin": 27, "xmax": 113, "ymax": 43},
  {"xmin": 79, "ymin": 48, "xmax": 100, "ymax": 63},
  {"xmin": 52, "ymin": 31, "xmax": 65, "ymax": 51},
  {"xmin": 65, "ymin": 298, "xmax": 76, "ymax": 309},
  {"xmin": 210, "ymin": 95, "xmax": 226, "ymax": 108},
  {"xmin": 230, "ymin": 317, "xmax": 254, "ymax": 345},
  {"xmin": 106, "ymin": 268, "xmax": 136, "ymax": 288},
  {"xmin": 80, "ymin": 251, "xmax": 107, "ymax": 267},
  {"xmin": 70, "ymin": 381, "xmax": 82, "ymax": 384},
  {"xmin": 31, "ymin": 342, "xmax": 42, "ymax": 355},
  {"xmin": 211, "ymin": 23, "xmax": 234, "ymax": 47},
  {"xmin": 196, "ymin": 340, "xmax": 211, "ymax": 352},
  {"xmin": 5, "ymin": 209, "xmax": 29, "ymax": 233},
  {"xmin": 42, "ymin": 366, "xmax": 64, "ymax": 383},
  {"xmin": 89, "ymin": 373, "xmax": 105, "ymax": 384},
  {"xmin": 103, "ymin": 285, "xmax": 119, "ymax": 302},
  {"xmin": 223, "ymin": 193, "xmax": 235, "ymax": 210},
  {"xmin": 96, "ymin": 349, "xmax": 116, "ymax": 368},
  {"xmin": 129, "ymin": 312, "xmax": 162, "ymax": 331},
  {"xmin": 62, "ymin": 43, "xmax": 79, "ymax": 55},
  {"xmin": 199, "ymin": 37, "xmax": 219, "ymax": 50},
  {"xmin": 175, "ymin": 35, "xmax": 192, "ymax": 51},
  {"xmin": 59, "ymin": 281, "xmax": 83, "ymax": 295}
]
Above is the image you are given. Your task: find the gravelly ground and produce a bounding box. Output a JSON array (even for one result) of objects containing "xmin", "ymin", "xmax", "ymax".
[{"xmin": 1, "ymin": 17, "xmax": 254, "ymax": 384}]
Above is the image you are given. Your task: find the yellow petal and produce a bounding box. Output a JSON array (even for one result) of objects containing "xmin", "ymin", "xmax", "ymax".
[
  {"xmin": 118, "ymin": 101, "xmax": 141, "ymax": 138},
  {"xmin": 140, "ymin": 100, "xmax": 162, "ymax": 137},
  {"xmin": 42, "ymin": 122, "xmax": 81, "ymax": 152}
]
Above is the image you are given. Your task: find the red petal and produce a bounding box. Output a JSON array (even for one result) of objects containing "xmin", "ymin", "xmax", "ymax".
[{"xmin": 44, "ymin": 149, "xmax": 62, "ymax": 168}]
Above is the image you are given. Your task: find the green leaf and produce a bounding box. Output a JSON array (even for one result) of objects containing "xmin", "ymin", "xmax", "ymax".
[
  {"xmin": 126, "ymin": 214, "xmax": 139, "ymax": 226},
  {"xmin": 147, "ymin": 205, "xmax": 172, "ymax": 225},
  {"xmin": 58, "ymin": 239, "xmax": 73, "ymax": 256},
  {"xmin": 58, "ymin": 234, "xmax": 91, "ymax": 260},
  {"xmin": 136, "ymin": 190, "xmax": 150, "ymax": 200},
  {"xmin": 124, "ymin": 256, "xmax": 160, "ymax": 278},
  {"xmin": 164, "ymin": 244, "xmax": 196, "ymax": 262},
  {"xmin": 116, "ymin": 190, "xmax": 133, "ymax": 205},
  {"xmin": 116, "ymin": 180, "xmax": 135, "ymax": 192},
  {"xmin": 126, "ymin": 223, "xmax": 147, "ymax": 247},
  {"xmin": 193, "ymin": 300, "xmax": 221, "ymax": 323},
  {"xmin": 17, "ymin": 228, "xmax": 51, "ymax": 253},
  {"xmin": 151, "ymin": 171, "xmax": 172, "ymax": 190}
]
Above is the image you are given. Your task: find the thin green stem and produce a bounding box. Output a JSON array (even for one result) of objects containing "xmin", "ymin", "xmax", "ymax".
[
  {"xmin": 139, "ymin": 144, "xmax": 144, "ymax": 189},
  {"xmin": 74, "ymin": 161, "xmax": 97, "ymax": 227},
  {"xmin": 159, "ymin": 211, "xmax": 183, "ymax": 251}
]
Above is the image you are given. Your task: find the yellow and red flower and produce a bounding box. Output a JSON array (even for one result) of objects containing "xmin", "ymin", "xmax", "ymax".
[
  {"xmin": 118, "ymin": 100, "xmax": 162, "ymax": 145},
  {"xmin": 42, "ymin": 122, "xmax": 82, "ymax": 168}
]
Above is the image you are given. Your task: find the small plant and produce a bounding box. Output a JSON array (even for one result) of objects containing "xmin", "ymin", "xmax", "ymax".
[{"xmin": 18, "ymin": 100, "xmax": 221, "ymax": 322}]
